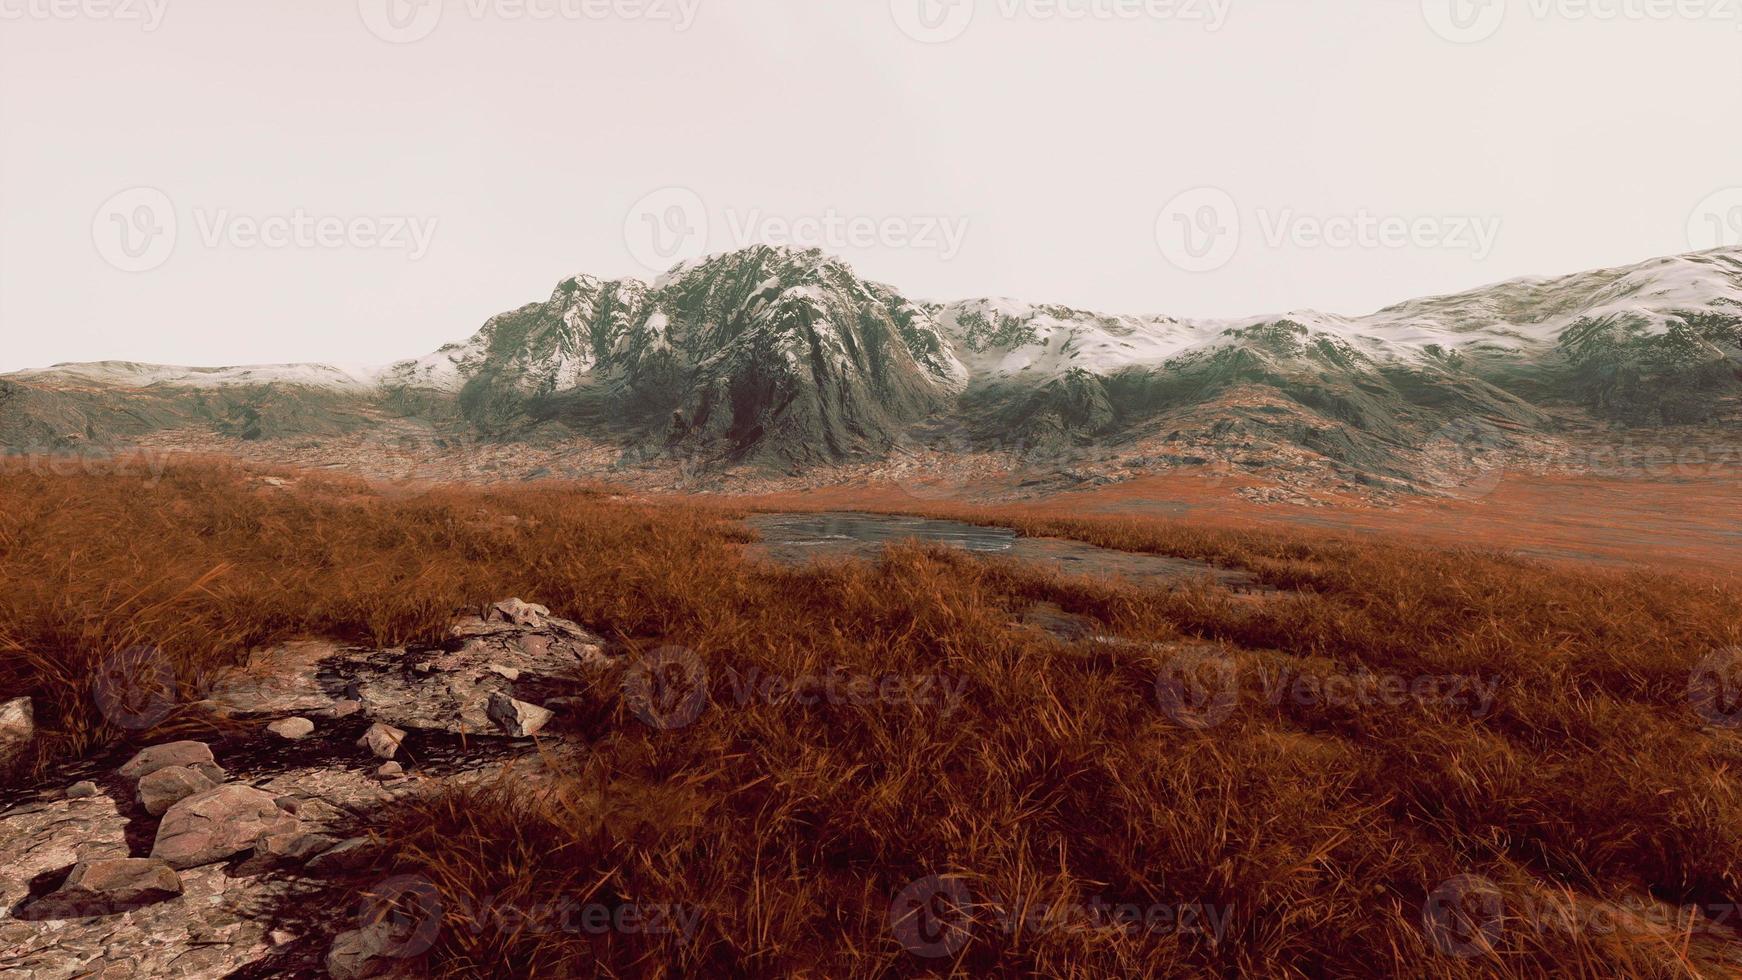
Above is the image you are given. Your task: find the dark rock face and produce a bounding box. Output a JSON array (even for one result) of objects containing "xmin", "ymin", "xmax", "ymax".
[{"xmin": 443, "ymin": 246, "xmax": 967, "ymax": 464}]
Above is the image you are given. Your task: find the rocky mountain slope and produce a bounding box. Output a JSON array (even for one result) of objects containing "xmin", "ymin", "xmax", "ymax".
[{"xmin": 4, "ymin": 245, "xmax": 1739, "ymax": 493}]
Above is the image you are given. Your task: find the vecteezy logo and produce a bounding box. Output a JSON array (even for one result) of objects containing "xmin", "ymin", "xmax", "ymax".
[
  {"xmin": 889, "ymin": 875, "xmax": 974, "ymax": 958},
  {"xmin": 358, "ymin": 875, "xmax": 445, "ymax": 960},
  {"xmin": 92, "ymin": 188, "xmax": 177, "ymax": 273},
  {"xmin": 1153, "ymin": 645, "xmax": 1240, "ymax": 730},
  {"xmin": 1421, "ymin": 875, "xmax": 1505, "ymax": 958},
  {"xmin": 359, "ymin": 0, "xmax": 444, "ymax": 43},
  {"xmin": 891, "ymin": 0, "xmax": 975, "ymax": 43},
  {"xmin": 1688, "ymin": 188, "xmax": 1742, "ymax": 251},
  {"xmin": 91, "ymin": 644, "xmax": 176, "ymax": 731},
  {"xmin": 622, "ymin": 645, "xmax": 709, "ymax": 730},
  {"xmin": 1429, "ymin": 417, "xmax": 1508, "ymax": 500},
  {"xmin": 623, "ymin": 186, "xmax": 708, "ymax": 273},
  {"xmin": 1155, "ymin": 187, "xmax": 1241, "ymax": 273},
  {"xmin": 1689, "ymin": 647, "xmax": 1742, "ymax": 730},
  {"xmin": 1421, "ymin": 0, "xmax": 1507, "ymax": 43}
]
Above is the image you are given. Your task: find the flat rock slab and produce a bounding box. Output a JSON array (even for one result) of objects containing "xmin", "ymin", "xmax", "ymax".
[{"xmin": 199, "ymin": 612, "xmax": 608, "ymax": 737}]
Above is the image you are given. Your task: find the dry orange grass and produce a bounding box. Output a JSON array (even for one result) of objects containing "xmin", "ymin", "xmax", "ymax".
[{"xmin": 3, "ymin": 457, "xmax": 1742, "ymax": 977}]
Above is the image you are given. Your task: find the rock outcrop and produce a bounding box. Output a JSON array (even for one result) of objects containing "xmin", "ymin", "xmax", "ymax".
[{"xmin": 0, "ymin": 601, "xmax": 613, "ymax": 978}]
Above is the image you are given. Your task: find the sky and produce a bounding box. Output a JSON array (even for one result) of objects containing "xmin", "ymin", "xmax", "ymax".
[{"xmin": 2, "ymin": 0, "xmax": 1740, "ymax": 372}]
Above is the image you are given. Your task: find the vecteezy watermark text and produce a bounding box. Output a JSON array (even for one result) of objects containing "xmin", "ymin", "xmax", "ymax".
[
  {"xmin": 1154, "ymin": 647, "xmax": 1499, "ymax": 730},
  {"xmin": 93, "ymin": 188, "xmax": 439, "ymax": 272},
  {"xmin": 1155, "ymin": 188, "xmax": 1501, "ymax": 273},
  {"xmin": 0, "ymin": 446, "xmax": 173, "ymax": 484},
  {"xmin": 1422, "ymin": 0, "xmax": 1742, "ymax": 44},
  {"xmin": 0, "ymin": 0, "xmax": 168, "ymax": 29},
  {"xmin": 891, "ymin": 0, "xmax": 1233, "ymax": 44},
  {"xmin": 623, "ymin": 186, "xmax": 971, "ymax": 272},
  {"xmin": 620, "ymin": 646, "xmax": 971, "ymax": 731},
  {"xmin": 889, "ymin": 874, "xmax": 1231, "ymax": 958},
  {"xmin": 192, "ymin": 209, "xmax": 439, "ymax": 259},
  {"xmin": 359, "ymin": 0, "xmax": 702, "ymax": 43},
  {"xmin": 344, "ymin": 875, "xmax": 701, "ymax": 970},
  {"xmin": 1422, "ymin": 873, "xmax": 1740, "ymax": 958}
]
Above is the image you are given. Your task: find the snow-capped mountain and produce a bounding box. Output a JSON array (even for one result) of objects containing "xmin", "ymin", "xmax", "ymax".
[
  {"xmin": 4, "ymin": 245, "xmax": 1739, "ymax": 487},
  {"xmin": 366, "ymin": 246, "xmax": 968, "ymax": 462}
]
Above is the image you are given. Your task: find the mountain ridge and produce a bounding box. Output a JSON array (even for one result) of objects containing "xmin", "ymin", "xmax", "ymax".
[{"xmin": 5, "ymin": 244, "xmax": 1739, "ymax": 494}]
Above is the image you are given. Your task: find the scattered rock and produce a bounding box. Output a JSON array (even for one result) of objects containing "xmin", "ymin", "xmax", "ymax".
[
  {"xmin": 120, "ymin": 740, "xmax": 225, "ymax": 785},
  {"xmin": 66, "ymin": 780, "xmax": 100, "ymax": 799},
  {"xmin": 357, "ymin": 723, "xmax": 406, "ymax": 759},
  {"xmin": 150, "ymin": 785, "xmax": 300, "ymax": 869},
  {"xmin": 2, "ymin": 793, "xmax": 320, "ymax": 976},
  {"xmin": 255, "ymin": 831, "xmax": 340, "ymax": 862},
  {"xmin": 487, "ymin": 692, "xmax": 553, "ymax": 738},
  {"xmin": 486, "ymin": 663, "xmax": 522, "ymax": 681},
  {"xmin": 305, "ymin": 836, "xmax": 375, "ymax": 874},
  {"xmin": 0, "ymin": 695, "xmax": 33, "ymax": 758},
  {"xmin": 29, "ymin": 858, "xmax": 183, "ymax": 917},
  {"xmin": 327, "ymin": 698, "xmax": 364, "ymax": 719},
  {"xmin": 375, "ymin": 761, "xmax": 404, "ymax": 779},
  {"xmin": 327, "ymin": 918, "xmax": 420, "ymax": 980},
  {"xmin": 138, "ymin": 765, "xmax": 220, "ymax": 816},
  {"xmin": 267, "ymin": 716, "xmax": 316, "ymax": 740},
  {"xmin": 490, "ymin": 597, "xmax": 550, "ymax": 627}
]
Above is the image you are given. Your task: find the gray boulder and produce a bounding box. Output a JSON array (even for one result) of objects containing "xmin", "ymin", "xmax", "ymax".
[
  {"xmin": 267, "ymin": 717, "xmax": 316, "ymax": 740},
  {"xmin": 119, "ymin": 741, "xmax": 225, "ymax": 785},
  {"xmin": 326, "ymin": 699, "xmax": 364, "ymax": 719},
  {"xmin": 255, "ymin": 831, "xmax": 341, "ymax": 862},
  {"xmin": 29, "ymin": 858, "xmax": 183, "ymax": 917},
  {"xmin": 356, "ymin": 723, "xmax": 406, "ymax": 760},
  {"xmin": 305, "ymin": 837, "xmax": 376, "ymax": 874},
  {"xmin": 490, "ymin": 598, "xmax": 550, "ymax": 627},
  {"xmin": 138, "ymin": 765, "xmax": 219, "ymax": 816},
  {"xmin": 327, "ymin": 920, "xmax": 415, "ymax": 980},
  {"xmin": 150, "ymin": 785, "xmax": 300, "ymax": 869},
  {"xmin": 0, "ymin": 696, "xmax": 33, "ymax": 759}
]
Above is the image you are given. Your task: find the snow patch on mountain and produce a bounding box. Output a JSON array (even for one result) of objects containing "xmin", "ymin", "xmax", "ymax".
[
  {"xmin": 935, "ymin": 248, "xmax": 1742, "ymax": 382},
  {"xmin": 8, "ymin": 360, "xmax": 385, "ymax": 391}
]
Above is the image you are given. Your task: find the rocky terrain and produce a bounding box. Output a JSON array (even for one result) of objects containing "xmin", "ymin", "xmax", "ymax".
[
  {"xmin": 0, "ymin": 600, "xmax": 609, "ymax": 979},
  {"xmin": 3, "ymin": 245, "xmax": 1739, "ymax": 498}
]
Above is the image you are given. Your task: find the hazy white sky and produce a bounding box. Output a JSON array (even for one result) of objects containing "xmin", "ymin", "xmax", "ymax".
[{"xmin": 3, "ymin": 0, "xmax": 1740, "ymax": 372}]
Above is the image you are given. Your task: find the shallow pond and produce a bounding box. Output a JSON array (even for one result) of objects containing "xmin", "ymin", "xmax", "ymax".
[{"xmin": 744, "ymin": 512, "xmax": 1264, "ymax": 592}]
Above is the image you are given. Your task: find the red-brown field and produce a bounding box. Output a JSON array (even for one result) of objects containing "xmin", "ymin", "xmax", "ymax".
[{"xmin": 4, "ymin": 458, "xmax": 1742, "ymax": 977}]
